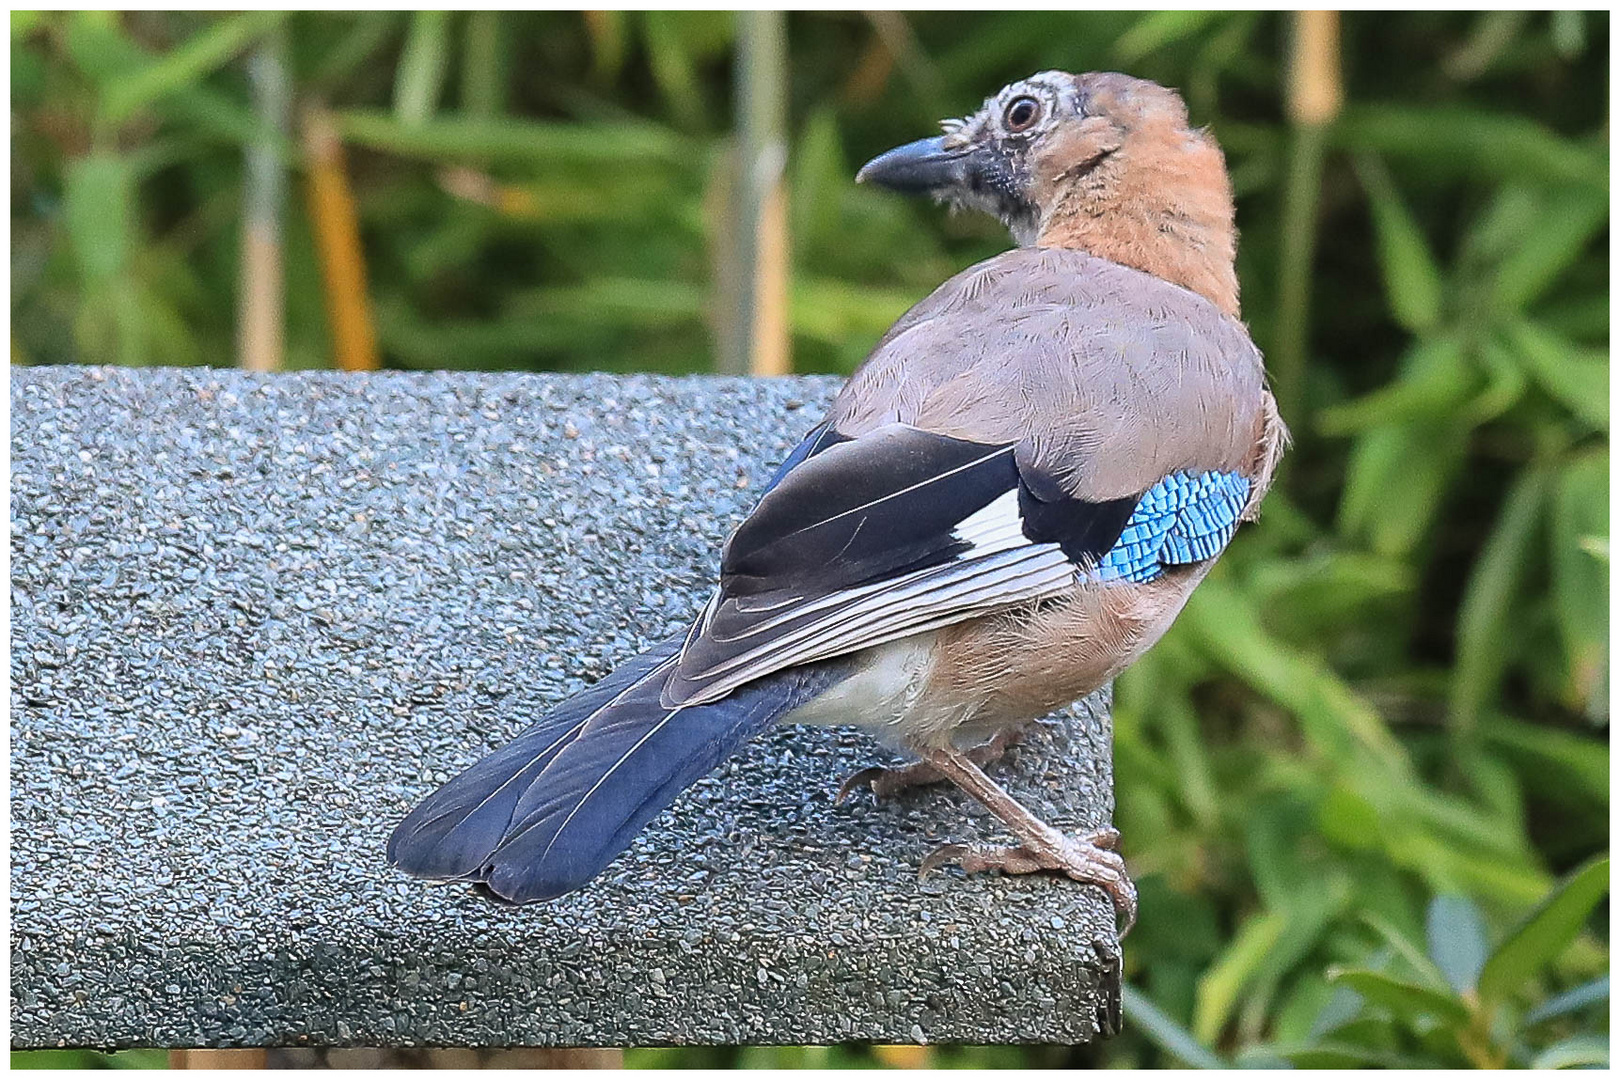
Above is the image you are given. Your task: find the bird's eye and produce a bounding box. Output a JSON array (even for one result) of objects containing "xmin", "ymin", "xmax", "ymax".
[{"xmin": 1003, "ymin": 96, "xmax": 1041, "ymax": 133}]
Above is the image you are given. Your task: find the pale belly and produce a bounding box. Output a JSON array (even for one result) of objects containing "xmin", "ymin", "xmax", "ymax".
[
  {"xmin": 778, "ymin": 569, "xmax": 1204, "ymax": 752},
  {"xmin": 779, "ymin": 633, "xmax": 943, "ymax": 746}
]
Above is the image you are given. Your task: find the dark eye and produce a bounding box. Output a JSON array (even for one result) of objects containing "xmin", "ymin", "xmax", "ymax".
[{"xmin": 1004, "ymin": 96, "xmax": 1041, "ymax": 133}]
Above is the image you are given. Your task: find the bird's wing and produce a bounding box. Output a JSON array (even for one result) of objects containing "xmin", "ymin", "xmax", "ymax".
[{"xmin": 663, "ymin": 422, "xmax": 1142, "ymax": 706}]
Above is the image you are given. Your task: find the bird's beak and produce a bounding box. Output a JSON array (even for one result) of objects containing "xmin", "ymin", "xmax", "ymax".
[{"xmin": 856, "ymin": 136, "xmax": 980, "ymax": 194}]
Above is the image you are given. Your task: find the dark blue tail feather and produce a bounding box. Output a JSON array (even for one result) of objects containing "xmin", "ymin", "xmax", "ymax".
[
  {"xmin": 386, "ymin": 637, "xmax": 683, "ymax": 881},
  {"xmin": 388, "ymin": 633, "xmax": 844, "ymax": 903}
]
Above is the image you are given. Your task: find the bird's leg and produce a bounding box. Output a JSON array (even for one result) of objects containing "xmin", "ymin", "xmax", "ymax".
[
  {"xmin": 917, "ymin": 744, "xmax": 1137, "ymax": 935},
  {"xmin": 835, "ymin": 726, "xmax": 1025, "ymax": 804}
]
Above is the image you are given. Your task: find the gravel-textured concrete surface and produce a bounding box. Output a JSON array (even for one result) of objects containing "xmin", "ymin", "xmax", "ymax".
[{"xmin": 11, "ymin": 366, "xmax": 1120, "ymax": 1050}]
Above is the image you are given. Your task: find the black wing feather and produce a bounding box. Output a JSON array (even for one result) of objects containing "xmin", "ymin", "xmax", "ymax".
[
  {"xmin": 724, "ymin": 425, "xmax": 1018, "ymax": 597},
  {"xmin": 666, "ymin": 423, "xmax": 1144, "ymax": 706}
]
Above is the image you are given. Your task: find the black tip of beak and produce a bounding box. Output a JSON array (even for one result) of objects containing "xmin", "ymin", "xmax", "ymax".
[{"xmin": 856, "ymin": 136, "xmax": 970, "ymax": 193}]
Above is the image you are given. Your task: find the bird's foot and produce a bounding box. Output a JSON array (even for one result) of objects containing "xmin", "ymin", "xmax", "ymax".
[
  {"xmin": 835, "ymin": 728, "xmax": 1025, "ymax": 805},
  {"xmin": 921, "ymin": 826, "xmax": 1137, "ymax": 935}
]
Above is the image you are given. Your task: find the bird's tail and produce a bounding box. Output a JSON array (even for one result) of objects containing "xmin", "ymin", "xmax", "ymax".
[{"xmin": 387, "ymin": 634, "xmax": 842, "ymax": 904}]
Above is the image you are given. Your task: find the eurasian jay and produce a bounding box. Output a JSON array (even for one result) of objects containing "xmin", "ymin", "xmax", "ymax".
[{"xmin": 389, "ymin": 71, "xmax": 1285, "ymax": 934}]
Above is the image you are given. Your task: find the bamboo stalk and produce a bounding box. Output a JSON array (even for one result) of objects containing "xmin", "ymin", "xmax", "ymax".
[
  {"xmin": 1273, "ymin": 10, "xmax": 1342, "ymax": 433},
  {"xmin": 873, "ymin": 1044, "xmax": 934, "ymax": 1068},
  {"xmin": 723, "ymin": 10, "xmax": 791, "ymax": 376},
  {"xmin": 236, "ymin": 34, "xmax": 289, "ymax": 373},
  {"xmin": 752, "ymin": 159, "xmax": 790, "ymax": 377},
  {"xmin": 303, "ymin": 105, "xmax": 380, "ymax": 371},
  {"xmin": 169, "ymin": 1049, "xmax": 268, "ymax": 1069},
  {"xmin": 1289, "ymin": 10, "xmax": 1343, "ymax": 127}
]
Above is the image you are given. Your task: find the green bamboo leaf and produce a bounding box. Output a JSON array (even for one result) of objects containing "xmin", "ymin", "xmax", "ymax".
[
  {"xmin": 63, "ymin": 152, "xmax": 134, "ymax": 283},
  {"xmin": 1492, "ymin": 185, "xmax": 1607, "ymax": 313},
  {"xmin": 152, "ymin": 85, "xmax": 290, "ymax": 157},
  {"xmin": 1508, "ymin": 322, "xmax": 1609, "ymax": 432},
  {"xmin": 1455, "ymin": 337, "xmax": 1527, "ymax": 426},
  {"xmin": 1338, "ymin": 426, "xmax": 1464, "ymax": 557},
  {"xmin": 1317, "ymin": 784, "xmax": 1381, "ymax": 851},
  {"xmin": 1479, "ymin": 715, "xmax": 1607, "ymax": 801},
  {"xmin": 1318, "ymin": 337, "xmax": 1471, "ymax": 435},
  {"xmin": 307, "ymin": 12, "xmax": 405, "ymax": 91},
  {"xmin": 1396, "ymin": 827, "xmax": 1550, "ymax": 907},
  {"xmin": 62, "ymin": 10, "xmax": 142, "ymax": 85},
  {"xmin": 1326, "ymin": 969, "xmax": 1471, "ymax": 1026},
  {"xmin": 791, "ymin": 278, "xmax": 919, "ymax": 345},
  {"xmin": 582, "ymin": 10, "xmax": 627, "ymax": 81},
  {"xmin": 1240, "ymin": 887, "xmax": 1338, "ymax": 1039},
  {"xmin": 1354, "ymin": 156, "xmax": 1444, "ymax": 334},
  {"xmin": 460, "ymin": 11, "xmax": 506, "ymax": 119},
  {"xmin": 1280, "ymin": 1043, "xmax": 1439, "ymax": 1069},
  {"xmin": 514, "ymin": 278, "xmax": 706, "ymax": 325},
  {"xmin": 1450, "ymin": 464, "xmax": 1552, "ymax": 751},
  {"xmin": 1538, "ymin": 293, "xmax": 1610, "ymax": 342},
  {"xmin": 1478, "ymin": 855, "xmax": 1609, "ymax": 1005},
  {"xmin": 1247, "ymin": 797, "xmax": 1315, "ymax": 908},
  {"xmin": 394, "ymin": 10, "xmax": 451, "ymax": 127},
  {"xmin": 1550, "ymin": 450, "xmax": 1609, "ymax": 717},
  {"xmin": 335, "ymin": 110, "xmax": 683, "ymax": 166},
  {"xmin": 790, "ymin": 108, "xmax": 848, "ymax": 255},
  {"xmin": 1362, "ymin": 912, "xmax": 1453, "ymax": 991},
  {"xmin": 1335, "ymin": 334, "xmax": 1473, "ymax": 557},
  {"xmin": 1122, "ymin": 984, "xmax": 1228, "ymax": 1068},
  {"xmin": 101, "ymin": 10, "xmax": 286, "ymax": 125},
  {"xmin": 1247, "ymin": 550, "xmax": 1414, "ymax": 639},
  {"xmin": 1156, "ymin": 688, "xmax": 1219, "ymax": 828},
  {"xmin": 1194, "ymin": 911, "xmax": 1286, "ymax": 1044},
  {"xmin": 1307, "ymin": 984, "xmax": 1367, "ymax": 1039},
  {"xmin": 1335, "ymin": 105, "xmax": 1607, "ymax": 190},
  {"xmin": 52, "ymin": 11, "xmax": 273, "ymax": 152},
  {"xmin": 1551, "ymin": 11, "xmax": 1587, "ymax": 58},
  {"xmin": 12, "ymin": 33, "xmax": 47, "ymax": 106},
  {"xmin": 1526, "ymin": 975, "xmax": 1609, "ymax": 1025},
  {"xmin": 640, "ymin": 11, "xmax": 705, "ymax": 131},
  {"xmin": 1531, "ymin": 1034, "xmax": 1609, "ymax": 1070},
  {"xmin": 11, "ymin": 10, "xmax": 42, "ymax": 39},
  {"xmin": 1444, "ymin": 11, "xmax": 1530, "ymax": 81},
  {"xmin": 1426, "ymin": 894, "xmax": 1489, "ymax": 995},
  {"xmin": 1183, "ymin": 579, "xmax": 1409, "ymax": 773},
  {"xmin": 1113, "ymin": 10, "xmax": 1224, "ymax": 62}
]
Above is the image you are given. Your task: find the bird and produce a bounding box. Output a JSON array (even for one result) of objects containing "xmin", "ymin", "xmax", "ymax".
[{"xmin": 388, "ymin": 70, "xmax": 1286, "ymax": 934}]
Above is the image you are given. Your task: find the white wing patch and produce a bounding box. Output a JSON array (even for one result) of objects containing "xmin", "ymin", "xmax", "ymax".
[{"xmin": 951, "ymin": 487, "xmax": 1027, "ymax": 557}]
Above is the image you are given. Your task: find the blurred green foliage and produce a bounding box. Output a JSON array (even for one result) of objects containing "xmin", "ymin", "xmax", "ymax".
[{"xmin": 10, "ymin": 9, "xmax": 1608, "ymax": 1070}]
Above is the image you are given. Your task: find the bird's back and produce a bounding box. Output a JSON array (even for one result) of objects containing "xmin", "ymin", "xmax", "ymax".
[{"xmin": 829, "ymin": 247, "xmax": 1272, "ymax": 504}]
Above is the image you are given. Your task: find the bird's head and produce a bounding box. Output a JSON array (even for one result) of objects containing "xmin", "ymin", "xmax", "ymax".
[{"xmin": 858, "ymin": 71, "xmax": 1240, "ymax": 316}]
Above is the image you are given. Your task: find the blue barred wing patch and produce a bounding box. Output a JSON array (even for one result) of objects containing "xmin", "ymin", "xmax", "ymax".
[{"xmin": 1094, "ymin": 471, "xmax": 1250, "ymax": 583}]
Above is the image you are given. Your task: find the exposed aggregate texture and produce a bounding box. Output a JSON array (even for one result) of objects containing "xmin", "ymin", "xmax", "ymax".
[{"xmin": 11, "ymin": 366, "xmax": 1120, "ymax": 1049}]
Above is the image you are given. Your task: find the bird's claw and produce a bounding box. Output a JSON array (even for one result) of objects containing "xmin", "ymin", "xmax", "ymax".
[
  {"xmin": 834, "ymin": 766, "xmax": 891, "ymax": 805},
  {"xmin": 917, "ymin": 842, "xmax": 973, "ymax": 877},
  {"xmin": 919, "ymin": 828, "xmax": 1138, "ymax": 936},
  {"xmin": 835, "ymin": 760, "xmax": 949, "ymax": 804}
]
